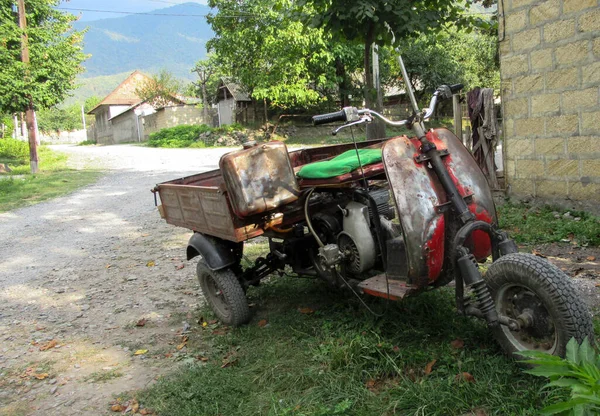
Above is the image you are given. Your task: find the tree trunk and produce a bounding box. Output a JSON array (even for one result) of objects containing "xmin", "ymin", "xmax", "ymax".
[
  {"xmin": 201, "ymin": 83, "xmax": 209, "ymax": 125},
  {"xmin": 335, "ymin": 57, "xmax": 350, "ymax": 107},
  {"xmin": 364, "ymin": 29, "xmax": 385, "ymax": 140},
  {"xmin": 263, "ymin": 98, "xmax": 268, "ymax": 124},
  {"xmin": 26, "ymin": 103, "xmax": 38, "ymax": 173}
]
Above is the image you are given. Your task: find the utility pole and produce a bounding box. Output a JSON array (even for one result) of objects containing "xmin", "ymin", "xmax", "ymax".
[
  {"xmin": 367, "ymin": 44, "xmax": 386, "ymax": 140},
  {"xmin": 17, "ymin": 0, "xmax": 39, "ymax": 173}
]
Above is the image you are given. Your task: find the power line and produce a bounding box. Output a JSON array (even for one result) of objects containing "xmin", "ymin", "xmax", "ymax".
[{"xmin": 59, "ymin": 7, "xmax": 259, "ymax": 18}]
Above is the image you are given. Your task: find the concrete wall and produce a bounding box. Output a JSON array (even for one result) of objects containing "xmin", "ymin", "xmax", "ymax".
[
  {"xmin": 111, "ymin": 112, "xmax": 142, "ymax": 144},
  {"xmin": 39, "ymin": 129, "xmax": 87, "ymax": 144},
  {"xmin": 142, "ymin": 105, "xmax": 216, "ymax": 140},
  {"xmin": 500, "ymin": 0, "xmax": 600, "ymax": 202}
]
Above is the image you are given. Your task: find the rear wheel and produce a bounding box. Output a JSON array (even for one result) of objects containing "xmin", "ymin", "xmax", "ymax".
[
  {"xmin": 197, "ymin": 261, "xmax": 250, "ymax": 327},
  {"xmin": 485, "ymin": 253, "xmax": 593, "ymax": 357}
]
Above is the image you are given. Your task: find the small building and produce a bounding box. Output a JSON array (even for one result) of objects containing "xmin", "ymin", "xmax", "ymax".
[
  {"xmin": 87, "ymin": 71, "xmax": 151, "ymax": 144},
  {"xmin": 216, "ymin": 78, "xmax": 253, "ymax": 125},
  {"xmin": 142, "ymin": 103, "xmax": 217, "ymax": 141}
]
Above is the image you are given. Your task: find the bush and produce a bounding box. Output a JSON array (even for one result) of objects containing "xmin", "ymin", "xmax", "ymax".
[
  {"xmin": 520, "ymin": 337, "xmax": 600, "ymax": 415},
  {"xmin": 147, "ymin": 123, "xmax": 246, "ymax": 148},
  {"xmin": 0, "ymin": 138, "xmax": 29, "ymax": 164}
]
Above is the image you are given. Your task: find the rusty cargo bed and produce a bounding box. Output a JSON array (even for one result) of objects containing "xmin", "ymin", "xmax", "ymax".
[{"xmin": 153, "ymin": 139, "xmax": 388, "ymax": 243}]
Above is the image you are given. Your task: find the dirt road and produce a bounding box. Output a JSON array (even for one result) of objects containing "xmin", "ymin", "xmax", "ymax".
[
  {"xmin": 0, "ymin": 145, "xmax": 232, "ymax": 415},
  {"xmin": 0, "ymin": 144, "xmax": 598, "ymax": 415}
]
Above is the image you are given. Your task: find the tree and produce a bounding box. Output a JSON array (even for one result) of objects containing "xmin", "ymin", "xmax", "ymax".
[
  {"xmin": 134, "ymin": 69, "xmax": 182, "ymax": 109},
  {"xmin": 192, "ymin": 55, "xmax": 218, "ymax": 122},
  {"xmin": 0, "ymin": 0, "xmax": 87, "ymax": 171},
  {"xmin": 299, "ymin": 0, "xmax": 473, "ymax": 138},
  {"xmin": 206, "ymin": 0, "xmax": 363, "ymax": 111}
]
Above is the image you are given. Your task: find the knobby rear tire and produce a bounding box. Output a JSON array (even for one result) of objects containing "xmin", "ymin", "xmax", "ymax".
[
  {"xmin": 485, "ymin": 253, "xmax": 593, "ymax": 358},
  {"xmin": 197, "ymin": 261, "xmax": 250, "ymax": 327}
]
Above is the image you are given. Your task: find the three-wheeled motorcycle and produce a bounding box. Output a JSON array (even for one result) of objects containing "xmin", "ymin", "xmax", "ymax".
[{"xmin": 153, "ymin": 56, "xmax": 593, "ymax": 357}]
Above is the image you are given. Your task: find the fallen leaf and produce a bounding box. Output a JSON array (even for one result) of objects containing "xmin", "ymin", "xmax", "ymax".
[
  {"xmin": 202, "ymin": 321, "xmax": 208, "ymax": 328},
  {"xmin": 595, "ymin": 283, "xmax": 600, "ymax": 287},
  {"xmin": 450, "ymin": 338, "xmax": 464, "ymax": 349},
  {"xmin": 221, "ymin": 358, "xmax": 238, "ymax": 368},
  {"xmin": 424, "ymin": 359, "xmax": 437, "ymax": 375},
  {"xmin": 130, "ymin": 399, "xmax": 139, "ymax": 413},
  {"xmin": 35, "ymin": 326, "xmax": 45, "ymax": 331},
  {"xmin": 455, "ymin": 372, "xmax": 475, "ymax": 383},
  {"xmin": 586, "ymin": 256, "xmax": 596, "ymax": 261},
  {"xmin": 208, "ymin": 320, "xmax": 218, "ymax": 325},
  {"xmin": 175, "ymin": 264, "xmax": 185, "ymax": 270},
  {"xmin": 531, "ymin": 249, "xmax": 546, "ymax": 258},
  {"xmin": 365, "ymin": 379, "xmax": 377, "ymax": 391},
  {"xmin": 141, "ymin": 233, "xmax": 150, "ymax": 237},
  {"xmin": 198, "ymin": 356, "xmax": 209, "ymax": 362},
  {"xmin": 111, "ymin": 404, "xmax": 125, "ymax": 412},
  {"xmin": 134, "ymin": 349, "xmax": 148, "ymax": 355},
  {"xmin": 33, "ymin": 373, "xmax": 49, "ymax": 380},
  {"xmin": 105, "ymin": 264, "xmax": 112, "ymax": 269},
  {"xmin": 146, "ymin": 261, "xmax": 155, "ymax": 267},
  {"xmin": 392, "ymin": 346, "xmax": 400, "ymax": 352},
  {"xmin": 39, "ymin": 339, "xmax": 57, "ymax": 351},
  {"xmin": 257, "ymin": 319, "xmax": 268, "ymax": 327},
  {"xmin": 567, "ymin": 232, "xmax": 575, "ymax": 241},
  {"xmin": 298, "ymin": 307, "xmax": 314, "ymax": 314},
  {"xmin": 136, "ymin": 318, "xmax": 147, "ymax": 327},
  {"xmin": 140, "ymin": 409, "xmax": 152, "ymax": 415},
  {"xmin": 176, "ymin": 336, "xmax": 188, "ymax": 350}
]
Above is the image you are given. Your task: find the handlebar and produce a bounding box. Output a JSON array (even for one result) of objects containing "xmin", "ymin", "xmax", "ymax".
[
  {"xmin": 312, "ymin": 110, "xmax": 347, "ymax": 126},
  {"xmin": 312, "ymin": 83, "xmax": 462, "ymax": 129}
]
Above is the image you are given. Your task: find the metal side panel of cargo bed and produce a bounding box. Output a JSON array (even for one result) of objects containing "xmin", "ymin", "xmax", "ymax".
[{"xmin": 154, "ymin": 170, "xmax": 263, "ymax": 243}]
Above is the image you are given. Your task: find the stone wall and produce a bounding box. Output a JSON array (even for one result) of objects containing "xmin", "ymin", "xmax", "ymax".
[
  {"xmin": 500, "ymin": 0, "xmax": 600, "ymax": 202},
  {"xmin": 142, "ymin": 105, "xmax": 217, "ymax": 140}
]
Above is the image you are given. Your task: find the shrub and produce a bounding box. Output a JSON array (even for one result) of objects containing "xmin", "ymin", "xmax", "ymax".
[
  {"xmin": 147, "ymin": 123, "xmax": 247, "ymax": 148},
  {"xmin": 0, "ymin": 138, "xmax": 29, "ymax": 164},
  {"xmin": 520, "ymin": 337, "xmax": 600, "ymax": 415}
]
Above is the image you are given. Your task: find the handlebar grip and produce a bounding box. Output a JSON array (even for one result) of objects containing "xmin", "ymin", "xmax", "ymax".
[
  {"xmin": 449, "ymin": 84, "xmax": 464, "ymax": 94},
  {"xmin": 312, "ymin": 110, "xmax": 347, "ymax": 126}
]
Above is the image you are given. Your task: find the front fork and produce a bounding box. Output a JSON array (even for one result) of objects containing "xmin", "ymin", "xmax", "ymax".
[{"xmin": 417, "ymin": 130, "xmax": 520, "ymax": 330}]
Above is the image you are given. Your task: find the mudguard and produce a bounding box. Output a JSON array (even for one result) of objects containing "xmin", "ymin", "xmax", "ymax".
[
  {"xmin": 187, "ymin": 232, "xmax": 242, "ymax": 271},
  {"xmin": 382, "ymin": 128, "xmax": 496, "ymax": 287}
]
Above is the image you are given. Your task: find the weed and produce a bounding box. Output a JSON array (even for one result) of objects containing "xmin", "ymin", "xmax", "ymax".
[
  {"xmin": 498, "ymin": 201, "xmax": 600, "ymax": 246},
  {"xmin": 84, "ymin": 368, "xmax": 124, "ymax": 383}
]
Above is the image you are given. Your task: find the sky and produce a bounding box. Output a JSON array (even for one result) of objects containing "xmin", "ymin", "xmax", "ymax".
[{"xmin": 58, "ymin": 0, "xmax": 207, "ymax": 22}]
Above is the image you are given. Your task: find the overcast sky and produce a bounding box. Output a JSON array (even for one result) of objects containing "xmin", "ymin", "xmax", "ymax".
[{"xmin": 58, "ymin": 0, "xmax": 208, "ymax": 21}]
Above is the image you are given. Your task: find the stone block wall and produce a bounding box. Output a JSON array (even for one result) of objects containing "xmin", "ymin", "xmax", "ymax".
[{"xmin": 500, "ymin": 0, "xmax": 600, "ymax": 202}]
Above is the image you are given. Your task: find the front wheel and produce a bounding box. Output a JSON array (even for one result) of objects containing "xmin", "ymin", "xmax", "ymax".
[
  {"xmin": 197, "ymin": 261, "xmax": 251, "ymax": 327},
  {"xmin": 485, "ymin": 253, "xmax": 593, "ymax": 357}
]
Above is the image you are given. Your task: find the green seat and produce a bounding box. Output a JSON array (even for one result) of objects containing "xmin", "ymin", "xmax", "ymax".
[{"xmin": 297, "ymin": 149, "xmax": 383, "ymax": 179}]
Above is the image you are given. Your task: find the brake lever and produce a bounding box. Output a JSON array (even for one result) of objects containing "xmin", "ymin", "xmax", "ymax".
[{"xmin": 332, "ymin": 115, "xmax": 371, "ymax": 136}]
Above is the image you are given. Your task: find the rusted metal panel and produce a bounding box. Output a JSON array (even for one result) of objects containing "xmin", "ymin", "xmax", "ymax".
[
  {"xmin": 158, "ymin": 184, "xmax": 239, "ymax": 240},
  {"xmin": 429, "ymin": 128, "xmax": 497, "ymax": 261},
  {"xmin": 219, "ymin": 142, "xmax": 300, "ymax": 218},
  {"xmin": 382, "ymin": 136, "xmax": 447, "ymax": 286},
  {"xmin": 358, "ymin": 274, "xmax": 416, "ymax": 301}
]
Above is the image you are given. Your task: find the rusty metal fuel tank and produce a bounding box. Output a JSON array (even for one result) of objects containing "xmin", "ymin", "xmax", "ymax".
[{"xmin": 219, "ymin": 141, "xmax": 300, "ymax": 218}]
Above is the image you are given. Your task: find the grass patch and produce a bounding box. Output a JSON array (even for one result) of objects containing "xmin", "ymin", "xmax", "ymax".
[
  {"xmin": 498, "ymin": 201, "xmax": 600, "ymax": 246},
  {"xmin": 0, "ymin": 146, "xmax": 101, "ymax": 212},
  {"xmin": 84, "ymin": 368, "xmax": 123, "ymax": 383},
  {"xmin": 78, "ymin": 140, "xmax": 97, "ymax": 146},
  {"xmin": 147, "ymin": 124, "xmax": 245, "ymax": 148},
  {"xmin": 137, "ymin": 276, "xmax": 570, "ymax": 416}
]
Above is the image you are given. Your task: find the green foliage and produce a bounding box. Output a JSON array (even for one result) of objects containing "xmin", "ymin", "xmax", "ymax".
[
  {"xmin": 147, "ymin": 124, "xmax": 244, "ymax": 148},
  {"xmin": 520, "ymin": 338, "xmax": 600, "ymax": 415},
  {"xmin": 0, "ymin": 114, "xmax": 14, "ymax": 138},
  {"xmin": 135, "ymin": 69, "xmax": 183, "ymax": 109},
  {"xmin": 206, "ymin": 0, "xmax": 362, "ymax": 109},
  {"xmin": 0, "ymin": 138, "xmax": 29, "ymax": 164},
  {"xmin": 498, "ymin": 202, "xmax": 600, "ymax": 246},
  {"xmin": 0, "ymin": 0, "xmax": 87, "ymax": 114}
]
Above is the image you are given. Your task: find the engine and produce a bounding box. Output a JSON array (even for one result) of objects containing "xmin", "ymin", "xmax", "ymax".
[{"xmin": 312, "ymin": 187, "xmax": 396, "ymax": 282}]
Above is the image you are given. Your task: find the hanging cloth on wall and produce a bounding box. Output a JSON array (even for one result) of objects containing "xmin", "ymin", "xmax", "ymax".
[{"xmin": 467, "ymin": 87, "xmax": 499, "ymax": 188}]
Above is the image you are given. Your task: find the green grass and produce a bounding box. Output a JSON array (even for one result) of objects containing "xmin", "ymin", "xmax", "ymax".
[
  {"xmin": 136, "ymin": 274, "xmax": 574, "ymax": 416},
  {"xmin": 498, "ymin": 201, "xmax": 600, "ymax": 246},
  {"xmin": 0, "ymin": 146, "xmax": 101, "ymax": 212},
  {"xmin": 84, "ymin": 368, "xmax": 123, "ymax": 383}
]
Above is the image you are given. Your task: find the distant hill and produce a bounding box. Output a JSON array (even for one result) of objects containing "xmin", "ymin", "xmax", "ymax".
[{"xmin": 73, "ymin": 3, "xmax": 213, "ymax": 80}]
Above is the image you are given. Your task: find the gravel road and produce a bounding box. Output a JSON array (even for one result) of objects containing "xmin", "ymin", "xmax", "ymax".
[{"xmin": 0, "ymin": 144, "xmax": 233, "ymax": 415}]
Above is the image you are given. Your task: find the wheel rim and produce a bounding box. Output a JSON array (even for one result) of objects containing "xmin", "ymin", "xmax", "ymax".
[
  {"xmin": 204, "ymin": 273, "xmax": 230, "ymax": 319},
  {"xmin": 495, "ymin": 283, "xmax": 558, "ymax": 354}
]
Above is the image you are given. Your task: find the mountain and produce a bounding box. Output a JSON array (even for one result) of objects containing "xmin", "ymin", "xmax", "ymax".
[{"xmin": 73, "ymin": 3, "xmax": 214, "ymax": 80}]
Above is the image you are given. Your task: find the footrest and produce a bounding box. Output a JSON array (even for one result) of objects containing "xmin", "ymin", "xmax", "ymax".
[{"xmin": 358, "ymin": 274, "xmax": 416, "ymax": 301}]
